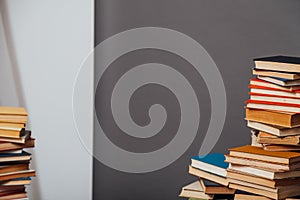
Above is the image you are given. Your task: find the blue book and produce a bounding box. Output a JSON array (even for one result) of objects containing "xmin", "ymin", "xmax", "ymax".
[
  {"xmin": 0, "ymin": 151, "xmax": 31, "ymax": 163},
  {"xmin": 0, "ymin": 151, "xmax": 31, "ymax": 157},
  {"xmin": 0, "ymin": 177, "xmax": 32, "ymax": 186},
  {"xmin": 191, "ymin": 153, "xmax": 228, "ymax": 177}
]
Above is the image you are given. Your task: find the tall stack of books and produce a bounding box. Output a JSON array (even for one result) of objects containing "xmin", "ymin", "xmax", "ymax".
[
  {"xmin": 0, "ymin": 106, "xmax": 35, "ymax": 199},
  {"xmin": 226, "ymin": 56, "xmax": 300, "ymax": 199},
  {"xmin": 179, "ymin": 154, "xmax": 235, "ymax": 200}
]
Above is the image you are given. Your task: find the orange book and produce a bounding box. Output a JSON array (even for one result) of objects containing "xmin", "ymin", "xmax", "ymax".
[
  {"xmin": 229, "ymin": 145, "xmax": 300, "ymax": 164},
  {"xmin": 246, "ymin": 108, "xmax": 300, "ymax": 128},
  {"xmin": 0, "ymin": 123, "xmax": 25, "ymax": 129},
  {"xmin": 0, "ymin": 107, "xmax": 27, "ymax": 116}
]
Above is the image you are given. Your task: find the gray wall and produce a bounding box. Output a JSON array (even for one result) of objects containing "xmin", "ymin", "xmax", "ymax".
[
  {"xmin": 0, "ymin": 1, "xmax": 94, "ymax": 199},
  {"xmin": 94, "ymin": 0, "xmax": 300, "ymax": 199}
]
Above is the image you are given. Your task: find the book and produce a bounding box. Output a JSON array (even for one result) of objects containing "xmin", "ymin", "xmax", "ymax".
[
  {"xmin": 0, "ymin": 138, "xmax": 35, "ymax": 152},
  {"xmin": 0, "ymin": 116, "xmax": 27, "ymax": 124},
  {"xmin": 0, "ymin": 170, "xmax": 35, "ymax": 182},
  {"xmin": 0, "ymin": 128, "xmax": 25, "ymax": 139},
  {"xmin": 191, "ymin": 153, "xmax": 228, "ymax": 177},
  {"xmin": 229, "ymin": 164, "xmax": 300, "ymax": 179},
  {"xmin": 0, "ymin": 164, "xmax": 29, "ymax": 174},
  {"xmin": 0, "ymin": 150, "xmax": 23, "ymax": 154},
  {"xmin": 225, "ymin": 155, "xmax": 299, "ymax": 171},
  {"xmin": 0, "ymin": 123, "xmax": 25, "ymax": 129},
  {"xmin": 247, "ymin": 121, "xmax": 300, "ymax": 137},
  {"xmin": 250, "ymin": 93, "xmax": 300, "ymax": 105},
  {"xmin": 0, "ymin": 177, "xmax": 31, "ymax": 186},
  {"xmin": 253, "ymin": 69, "xmax": 300, "ymax": 80},
  {"xmin": 257, "ymin": 132, "xmax": 300, "ymax": 145},
  {"xmin": 258, "ymin": 76, "xmax": 300, "ymax": 87},
  {"xmin": 0, "ymin": 107, "xmax": 27, "ymax": 116},
  {"xmin": 0, "ymin": 131, "xmax": 31, "ymax": 144},
  {"xmin": 0, "ymin": 192, "xmax": 27, "ymax": 199},
  {"xmin": 246, "ymin": 109, "xmax": 300, "ymax": 128},
  {"xmin": 234, "ymin": 193, "xmax": 271, "ymax": 200},
  {"xmin": 179, "ymin": 181, "xmax": 213, "ymax": 199},
  {"xmin": 229, "ymin": 182, "xmax": 300, "ymax": 199},
  {"xmin": 246, "ymin": 99, "xmax": 300, "ymax": 113},
  {"xmin": 199, "ymin": 178, "xmax": 235, "ymax": 194},
  {"xmin": 189, "ymin": 166, "xmax": 228, "ymax": 186},
  {"xmin": 251, "ymin": 78, "xmax": 300, "ymax": 91},
  {"xmin": 229, "ymin": 145, "xmax": 300, "ymax": 165},
  {"xmin": 228, "ymin": 178, "xmax": 297, "ymax": 193},
  {"xmin": 254, "ymin": 55, "xmax": 300, "ymax": 73},
  {"xmin": 226, "ymin": 170, "xmax": 300, "ymax": 188},
  {"xmin": 263, "ymin": 145, "xmax": 300, "ymax": 152},
  {"xmin": 0, "ymin": 185, "xmax": 25, "ymax": 192},
  {"xmin": 0, "ymin": 187, "xmax": 25, "ymax": 197},
  {"xmin": 249, "ymin": 85, "xmax": 300, "ymax": 99},
  {"xmin": 0, "ymin": 152, "xmax": 31, "ymax": 163}
]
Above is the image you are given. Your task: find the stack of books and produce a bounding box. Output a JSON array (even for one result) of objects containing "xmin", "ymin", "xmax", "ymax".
[
  {"xmin": 226, "ymin": 56, "xmax": 300, "ymax": 199},
  {"xmin": 0, "ymin": 106, "xmax": 35, "ymax": 199},
  {"xmin": 179, "ymin": 153, "xmax": 235, "ymax": 200},
  {"xmin": 180, "ymin": 56, "xmax": 300, "ymax": 200},
  {"xmin": 247, "ymin": 56, "xmax": 300, "ymax": 152}
]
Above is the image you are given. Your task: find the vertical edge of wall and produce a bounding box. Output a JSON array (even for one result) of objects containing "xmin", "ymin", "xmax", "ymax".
[{"xmin": 1, "ymin": 0, "xmax": 94, "ymax": 199}]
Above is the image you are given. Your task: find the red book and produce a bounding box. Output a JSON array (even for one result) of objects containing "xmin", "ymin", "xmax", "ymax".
[{"xmin": 249, "ymin": 85, "xmax": 300, "ymax": 98}]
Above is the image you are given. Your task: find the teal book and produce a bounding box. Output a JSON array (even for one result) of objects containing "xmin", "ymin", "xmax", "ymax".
[{"xmin": 191, "ymin": 153, "xmax": 228, "ymax": 177}]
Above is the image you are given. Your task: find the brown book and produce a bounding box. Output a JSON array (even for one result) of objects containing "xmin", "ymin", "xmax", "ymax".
[
  {"xmin": 189, "ymin": 166, "xmax": 228, "ymax": 186},
  {"xmin": 229, "ymin": 145, "xmax": 300, "ymax": 164},
  {"xmin": 198, "ymin": 178, "xmax": 235, "ymax": 194},
  {"xmin": 234, "ymin": 193, "xmax": 271, "ymax": 200},
  {"xmin": 252, "ymin": 69, "xmax": 300, "ymax": 80},
  {"xmin": 0, "ymin": 170, "xmax": 35, "ymax": 182},
  {"xmin": 0, "ymin": 185, "xmax": 25, "ymax": 192},
  {"xmin": 225, "ymin": 155, "xmax": 299, "ymax": 171},
  {"xmin": 246, "ymin": 108, "xmax": 300, "ymax": 128},
  {"xmin": 0, "ymin": 138, "xmax": 35, "ymax": 152},
  {"xmin": 0, "ymin": 192, "xmax": 27, "ymax": 199},
  {"xmin": 226, "ymin": 170, "xmax": 300, "ymax": 188},
  {"xmin": 229, "ymin": 182, "xmax": 300, "ymax": 199},
  {"xmin": 263, "ymin": 145, "xmax": 300, "ymax": 152},
  {"xmin": 0, "ymin": 164, "xmax": 29, "ymax": 175},
  {"xmin": 258, "ymin": 132, "xmax": 300, "ymax": 145},
  {"xmin": 0, "ymin": 107, "xmax": 27, "ymax": 116},
  {"xmin": 0, "ymin": 185, "xmax": 25, "ymax": 196}
]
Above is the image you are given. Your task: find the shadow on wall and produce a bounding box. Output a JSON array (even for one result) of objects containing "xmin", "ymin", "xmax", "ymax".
[{"xmin": 0, "ymin": 2, "xmax": 41, "ymax": 200}]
